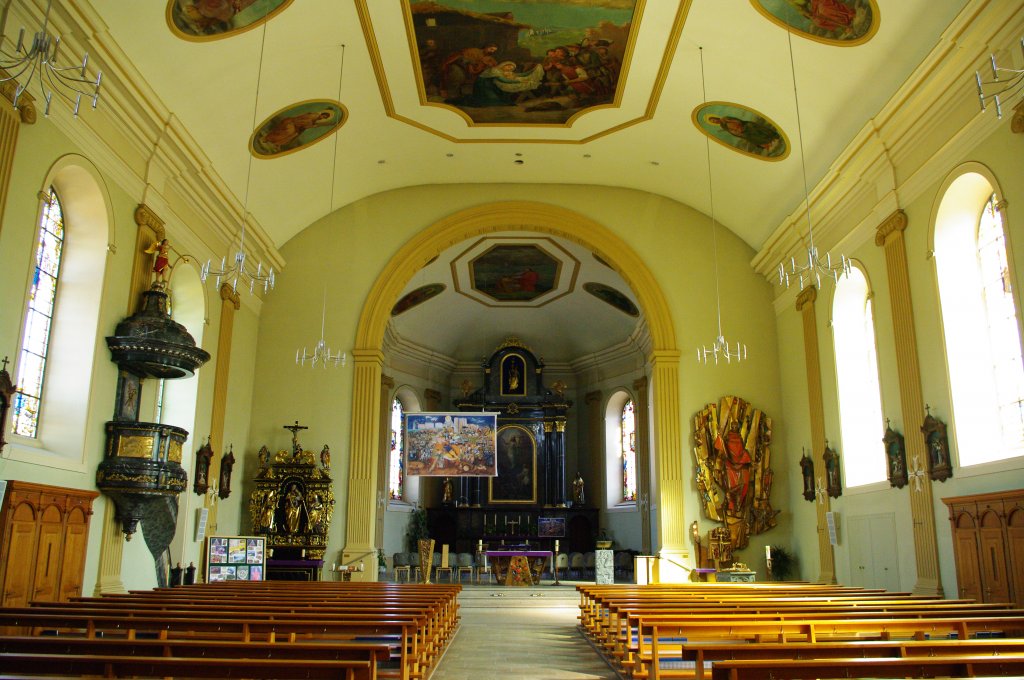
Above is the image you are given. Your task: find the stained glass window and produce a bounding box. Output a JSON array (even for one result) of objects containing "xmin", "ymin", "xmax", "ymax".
[
  {"xmin": 13, "ymin": 188, "xmax": 65, "ymax": 438},
  {"xmin": 389, "ymin": 398, "xmax": 405, "ymax": 500},
  {"xmin": 621, "ymin": 399, "xmax": 636, "ymax": 502},
  {"xmin": 977, "ymin": 195, "xmax": 1024, "ymax": 458}
]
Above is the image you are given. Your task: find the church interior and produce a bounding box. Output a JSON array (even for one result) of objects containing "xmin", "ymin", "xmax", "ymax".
[{"xmin": 1, "ymin": 0, "xmax": 1023, "ymax": 622}]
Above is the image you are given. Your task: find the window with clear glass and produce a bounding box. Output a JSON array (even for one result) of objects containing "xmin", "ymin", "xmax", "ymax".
[
  {"xmin": 936, "ymin": 181, "xmax": 1024, "ymax": 467},
  {"xmin": 832, "ymin": 266, "xmax": 887, "ymax": 486},
  {"xmin": 389, "ymin": 397, "xmax": 405, "ymax": 500},
  {"xmin": 13, "ymin": 188, "xmax": 65, "ymax": 438},
  {"xmin": 621, "ymin": 399, "xmax": 637, "ymax": 501}
]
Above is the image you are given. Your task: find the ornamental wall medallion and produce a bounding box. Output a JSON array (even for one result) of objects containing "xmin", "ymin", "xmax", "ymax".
[{"xmin": 693, "ymin": 395, "xmax": 779, "ymax": 550}]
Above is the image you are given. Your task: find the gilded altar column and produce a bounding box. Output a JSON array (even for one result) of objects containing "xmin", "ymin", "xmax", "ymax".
[
  {"xmin": 633, "ymin": 376, "xmax": 652, "ymax": 555},
  {"xmin": 796, "ymin": 286, "xmax": 837, "ymax": 583},
  {"xmin": 0, "ymin": 73, "xmax": 35, "ymax": 237},
  {"xmin": 875, "ymin": 210, "xmax": 943, "ymax": 596},
  {"xmin": 342, "ymin": 349, "xmax": 384, "ymax": 581},
  {"xmin": 650, "ymin": 350, "xmax": 688, "ymax": 581}
]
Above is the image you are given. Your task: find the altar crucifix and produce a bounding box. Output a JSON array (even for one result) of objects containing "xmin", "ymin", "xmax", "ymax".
[{"xmin": 284, "ymin": 421, "xmax": 309, "ymax": 456}]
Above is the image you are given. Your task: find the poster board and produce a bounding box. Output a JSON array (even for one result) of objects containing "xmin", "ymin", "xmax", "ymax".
[{"xmin": 205, "ymin": 535, "xmax": 266, "ymax": 582}]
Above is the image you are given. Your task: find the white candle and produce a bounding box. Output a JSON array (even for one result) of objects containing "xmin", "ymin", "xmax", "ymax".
[
  {"xmin": 765, "ymin": 545, "xmax": 772, "ymax": 559},
  {"xmin": 555, "ymin": 540, "xmax": 560, "ymax": 552}
]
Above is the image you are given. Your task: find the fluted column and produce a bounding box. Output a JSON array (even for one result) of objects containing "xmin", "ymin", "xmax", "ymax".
[
  {"xmin": 204, "ymin": 283, "xmax": 240, "ymax": 536},
  {"xmin": 875, "ymin": 210, "xmax": 943, "ymax": 596},
  {"xmin": 633, "ymin": 376, "xmax": 653, "ymax": 554},
  {"xmin": 92, "ymin": 498, "xmax": 127, "ymax": 594},
  {"xmin": 0, "ymin": 73, "xmax": 35, "ymax": 237},
  {"xmin": 796, "ymin": 287, "xmax": 837, "ymax": 583},
  {"xmin": 650, "ymin": 350, "xmax": 688, "ymax": 581},
  {"xmin": 342, "ymin": 349, "xmax": 385, "ymax": 581},
  {"xmin": 374, "ymin": 375, "xmax": 395, "ymax": 552}
]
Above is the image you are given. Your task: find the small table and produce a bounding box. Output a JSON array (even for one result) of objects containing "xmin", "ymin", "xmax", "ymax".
[{"xmin": 485, "ymin": 550, "xmax": 552, "ymax": 586}]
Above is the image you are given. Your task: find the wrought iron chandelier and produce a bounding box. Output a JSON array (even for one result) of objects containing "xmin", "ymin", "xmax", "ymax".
[
  {"xmin": 296, "ymin": 44, "xmax": 346, "ymax": 369},
  {"xmin": 777, "ymin": 31, "xmax": 849, "ymax": 291},
  {"xmin": 201, "ymin": 22, "xmax": 274, "ymax": 296},
  {"xmin": 696, "ymin": 47, "xmax": 746, "ymax": 365},
  {"xmin": 0, "ymin": 0, "xmax": 101, "ymax": 116},
  {"xmin": 975, "ymin": 37, "xmax": 1024, "ymax": 119}
]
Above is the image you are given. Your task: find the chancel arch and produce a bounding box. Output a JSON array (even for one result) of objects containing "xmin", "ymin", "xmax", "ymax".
[{"xmin": 342, "ymin": 200, "xmax": 689, "ymax": 579}]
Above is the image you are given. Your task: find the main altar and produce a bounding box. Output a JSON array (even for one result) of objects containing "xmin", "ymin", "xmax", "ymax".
[{"xmin": 428, "ymin": 338, "xmax": 596, "ymax": 554}]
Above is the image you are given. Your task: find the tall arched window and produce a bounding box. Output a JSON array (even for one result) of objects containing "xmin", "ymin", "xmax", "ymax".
[
  {"xmin": 389, "ymin": 397, "xmax": 405, "ymax": 500},
  {"xmin": 621, "ymin": 399, "xmax": 637, "ymax": 502},
  {"xmin": 832, "ymin": 265, "xmax": 886, "ymax": 486},
  {"xmin": 935, "ymin": 171, "xmax": 1024, "ymax": 467},
  {"xmin": 12, "ymin": 187, "xmax": 65, "ymax": 438}
]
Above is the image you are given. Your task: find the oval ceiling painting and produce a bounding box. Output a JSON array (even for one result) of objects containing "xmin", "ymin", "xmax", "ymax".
[
  {"xmin": 250, "ymin": 100, "xmax": 347, "ymax": 159},
  {"xmin": 692, "ymin": 101, "xmax": 789, "ymax": 161},
  {"xmin": 392, "ymin": 284, "xmax": 446, "ymax": 316},
  {"xmin": 583, "ymin": 282, "xmax": 639, "ymax": 317},
  {"xmin": 750, "ymin": 0, "xmax": 879, "ymax": 46},
  {"xmin": 167, "ymin": 0, "xmax": 294, "ymax": 41}
]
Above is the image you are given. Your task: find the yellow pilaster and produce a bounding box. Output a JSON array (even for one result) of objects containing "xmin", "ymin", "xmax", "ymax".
[
  {"xmin": 874, "ymin": 210, "xmax": 943, "ymax": 596},
  {"xmin": 92, "ymin": 499, "xmax": 127, "ymax": 595},
  {"xmin": 633, "ymin": 376, "xmax": 653, "ymax": 555},
  {"xmin": 796, "ymin": 286, "xmax": 837, "ymax": 583},
  {"xmin": 0, "ymin": 71, "xmax": 35, "ymax": 238},
  {"xmin": 650, "ymin": 350, "xmax": 688, "ymax": 581},
  {"xmin": 373, "ymin": 375, "xmax": 395, "ymax": 555},
  {"xmin": 205, "ymin": 283, "xmax": 240, "ymax": 536},
  {"xmin": 342, "ymin": 349, "xmax": 385, "ymax": 581}
]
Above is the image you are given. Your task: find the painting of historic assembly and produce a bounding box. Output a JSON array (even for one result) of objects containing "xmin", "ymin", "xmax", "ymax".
[
  {"xmin": 408, "ymin": 0, "xmax": 637, "ymax": 125},
  {"xmin": 405, "ymin": 413, "xmax": 498, "ymax": 477},
  {"xmin": 693, "ymin": 396, "xmax": 779, "ymax": 550},
  {"xmin": 471, "ymin": 244, "xmax": 559, "ymax": 302}
]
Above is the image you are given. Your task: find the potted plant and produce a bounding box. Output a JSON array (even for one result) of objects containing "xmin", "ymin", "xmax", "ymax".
[
  {"xmin": 406, "ymin": 507, "xmax": 429, "ymax": 552},
  {"xmin": 377, "ymin": 548, "xmax": 387, "ymax": 576},
  {"xmin": 768, "ymin": 545, "xmax": 797, "ymax": 581}
]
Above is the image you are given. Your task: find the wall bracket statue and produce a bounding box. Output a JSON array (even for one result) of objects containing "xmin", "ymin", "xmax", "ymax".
[{"xmin": 693, "ymin": 395, "xmax": 779, "ymax": 550}]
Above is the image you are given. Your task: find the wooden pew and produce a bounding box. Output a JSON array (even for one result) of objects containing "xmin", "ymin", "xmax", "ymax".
[
  {"xmin": 650, "ymin": 638, "xmax": 1024, "ymax": 680},
  {"xmin": 0, "ymin": 652, "xmax": 374, "ymax": 679},
  {"xmin": 708, "ymin": 654, "xmax": 1024, "ymax": 680}
]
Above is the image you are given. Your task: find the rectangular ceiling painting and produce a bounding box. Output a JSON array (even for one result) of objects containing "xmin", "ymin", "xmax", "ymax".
[{"xmin": 408, "ymin": 0, "xmax": 639, "ymax": 125}]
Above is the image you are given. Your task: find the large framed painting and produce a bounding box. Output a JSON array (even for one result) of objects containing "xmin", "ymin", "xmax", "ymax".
[
  {"xmin": 407, "ymin": 0, "xmax": 640, "ymax": 125},
  {"xmin": 750, "ymin": 0, "xmax": 879, "ymax": 47},
  {"xmin": 404, "ymin": 412, "xmax": 498, "ymax": 477},
  {"xmin": 489, "ymin": 424, "xmax": 537, "ymax": 504},
  {"xmin": 693, "ymin": 102, "xmax": 789, "ymax": 161}
]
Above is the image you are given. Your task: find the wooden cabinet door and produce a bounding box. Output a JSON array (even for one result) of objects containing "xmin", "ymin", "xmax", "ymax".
[
  {"xmin": 1007, "ymin": 504, "xmax": 1024, "ymax": 609},
  {"xmin": 31, "ymin": 504, "xmax": 64, "ymax": 603},
  {"xmin": 978, "ymin": 507, "xmax": 1011, "ymax": 604},
  {"xmin": 1, "ymin": 503, "xmax": 39, "ymax": 607},
  {"xmin": 952, "ymin": 510, "xmax": 983, "ymax": 601},
  {"xmin": 58, "ymin": 505, "xmax": 91, "ymax": 602}
]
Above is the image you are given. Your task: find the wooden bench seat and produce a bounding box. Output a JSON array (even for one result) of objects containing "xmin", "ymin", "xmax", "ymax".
[
  {"xmin": 0, "ymin": 651, "xmax": 374, "ymax": 679},
  {"xmin": 708, "ymin": 654, "xmax": 1024, "ymax": 680}
]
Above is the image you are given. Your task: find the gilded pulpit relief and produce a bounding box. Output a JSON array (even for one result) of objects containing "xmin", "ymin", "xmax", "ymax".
[{"xmin": 693, "ymin": 396, "xmax": 779, "ymax": 550}]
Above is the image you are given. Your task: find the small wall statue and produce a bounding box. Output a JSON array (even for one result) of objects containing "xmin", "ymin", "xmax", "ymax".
[{"xmin": 693, "ymin": 395, "xmax": 779, "ymax": 550}]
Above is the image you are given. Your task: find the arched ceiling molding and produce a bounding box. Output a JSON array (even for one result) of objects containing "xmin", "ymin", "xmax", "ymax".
[{"xmin": 355, "ymin": 201, "xmax": 677, "ymax": 355}]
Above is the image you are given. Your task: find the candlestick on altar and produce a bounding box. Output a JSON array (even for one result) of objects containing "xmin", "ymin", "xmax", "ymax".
[{"xmin": 555, "ymin": 540, "xmax": 559, "ymax": 552}]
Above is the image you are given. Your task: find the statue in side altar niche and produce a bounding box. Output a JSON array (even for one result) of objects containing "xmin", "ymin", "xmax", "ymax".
[
  {"xmin": 307, "ymin": 493, "xmax": 326, "ymax": 533},
  {"xmin": 572, "ymin": 472, "xmax": 585, "ymax": 505},
  {"xmin": 258, "ymin": 445, "xmax": 270, "ymax": 470},
  {"xmin": 144, "ymin": 238, "xmax": 172, "ymax": 286},
  {"xmin": 260, "ymin": 490, "xmax": 276, "ymax": 532},
  {"xmin": 284, "ymin": 483, "xmax": 305, "ymax": 534},
  {"xmin": 320, "ymin": 444, "xmax": 331, "ymax": 470}
]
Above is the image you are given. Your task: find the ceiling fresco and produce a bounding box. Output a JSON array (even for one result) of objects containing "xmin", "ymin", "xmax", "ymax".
[
  {"xmin": 750, "ymin": 0, "xmax": 879, "ymax": 46},
  {"xmin": 408, "ymin": 0, "xmax": 639, "ymax": 126},
  {"xmin": 166, "ymin": 0, "xmax": 294, "ymax": 40}
]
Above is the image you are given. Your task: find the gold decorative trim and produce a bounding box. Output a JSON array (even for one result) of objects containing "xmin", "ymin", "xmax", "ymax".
[
  {"xmin": 134, "ymin": 204, "xmax": 166, "ymax": 238},
  {"xmin": 874, "ymin": 209, "xmax": 908, "ymax": 246},
  {"xmin": 118, "ymin": 436, "xmax": 155, "ymax": 459},
  {"xmin": 0, "ymin": 69, "xmax": 36, "ymax": 124},
  {"xmin": 1012, "ymin": 101, "xmax": 1024, "ymax": 135}
]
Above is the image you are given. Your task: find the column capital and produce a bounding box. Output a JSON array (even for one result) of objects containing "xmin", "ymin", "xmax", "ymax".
[
  {"xmin": 351, "ymin": 348, "xmax": 386, "ymax": 366},
  {"xmin": 633, "ymin": 375, "xmax": 648, "ymax": 392},
  {"xmin": 649, "ymin": 349, "xmax": 681, "ymax": 367},
  {"xmin": 795, "ymin": 286, "xmax": 818, "ymax": 311},
  {"xmin": 874, "ymin": 209, "xmax": 908, "ymax": 246},
  {"xmin": 0, "ymin": 71, "xmax": 36, "ymax": 124},
  {"xmin": 585, "ymin": 390, "xmax": 602, "ymax": 405},
  {"xmin": 380, "ymin": 374, "xmax": 395, "ymax": 389},
  {"xmin": 134, "ymin": 204, "xmax": 166, "ymax": 239},
  {"xmin": 1012, "ymin": 100, "xmax": 1024, "ymax": 135},
  {"xmin": 219, "ymin": 283, "xmax": 240, "ymax": 309}
]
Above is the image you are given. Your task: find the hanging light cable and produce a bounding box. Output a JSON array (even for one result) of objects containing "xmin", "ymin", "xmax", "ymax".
[
  {"xmin": 975, "ymin": 37, "xmax": 1024, "ymax": 119},
  {"xmin": 0, "ymin": 0, "xmax": 102, "ymax": 116},
  {"xmin": 201, "ymin": 23, "xmax": 275, "ymax": 296},
  {"xmin": 697, "ymin": 46, "xmax": 746, "ymax": 365},
  {"xmin": 777, "ymin": 30, "xmax": 850, "ymax": 290},
  {"xmin": 297, "ymin": 44, "xmax": 346, "ymax": 369}
]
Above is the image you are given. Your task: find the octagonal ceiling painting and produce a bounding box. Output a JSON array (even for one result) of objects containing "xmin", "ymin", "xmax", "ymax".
[
  {"xmin": 454, "ymin": 237, "xmax": 579, "ymax": 307},
  {"xmin": 407, "ymin": 0, "xmax": 639, "ymax": 125}
]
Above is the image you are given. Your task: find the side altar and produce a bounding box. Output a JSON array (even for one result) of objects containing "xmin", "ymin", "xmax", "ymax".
[{"xmin": 248, "ymin": 423, "xmax": 335, "ymax": 579}]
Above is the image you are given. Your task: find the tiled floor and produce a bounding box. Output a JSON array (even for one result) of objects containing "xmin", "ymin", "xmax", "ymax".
[{"xmin": 430, "ymin": 584, "xmax": 620, "ymax": 680}]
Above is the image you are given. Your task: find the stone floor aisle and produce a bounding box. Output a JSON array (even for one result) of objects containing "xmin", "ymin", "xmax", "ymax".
[{"xmin": 430, "ymin": 586, "xmax": 620, "ymax": 680}]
